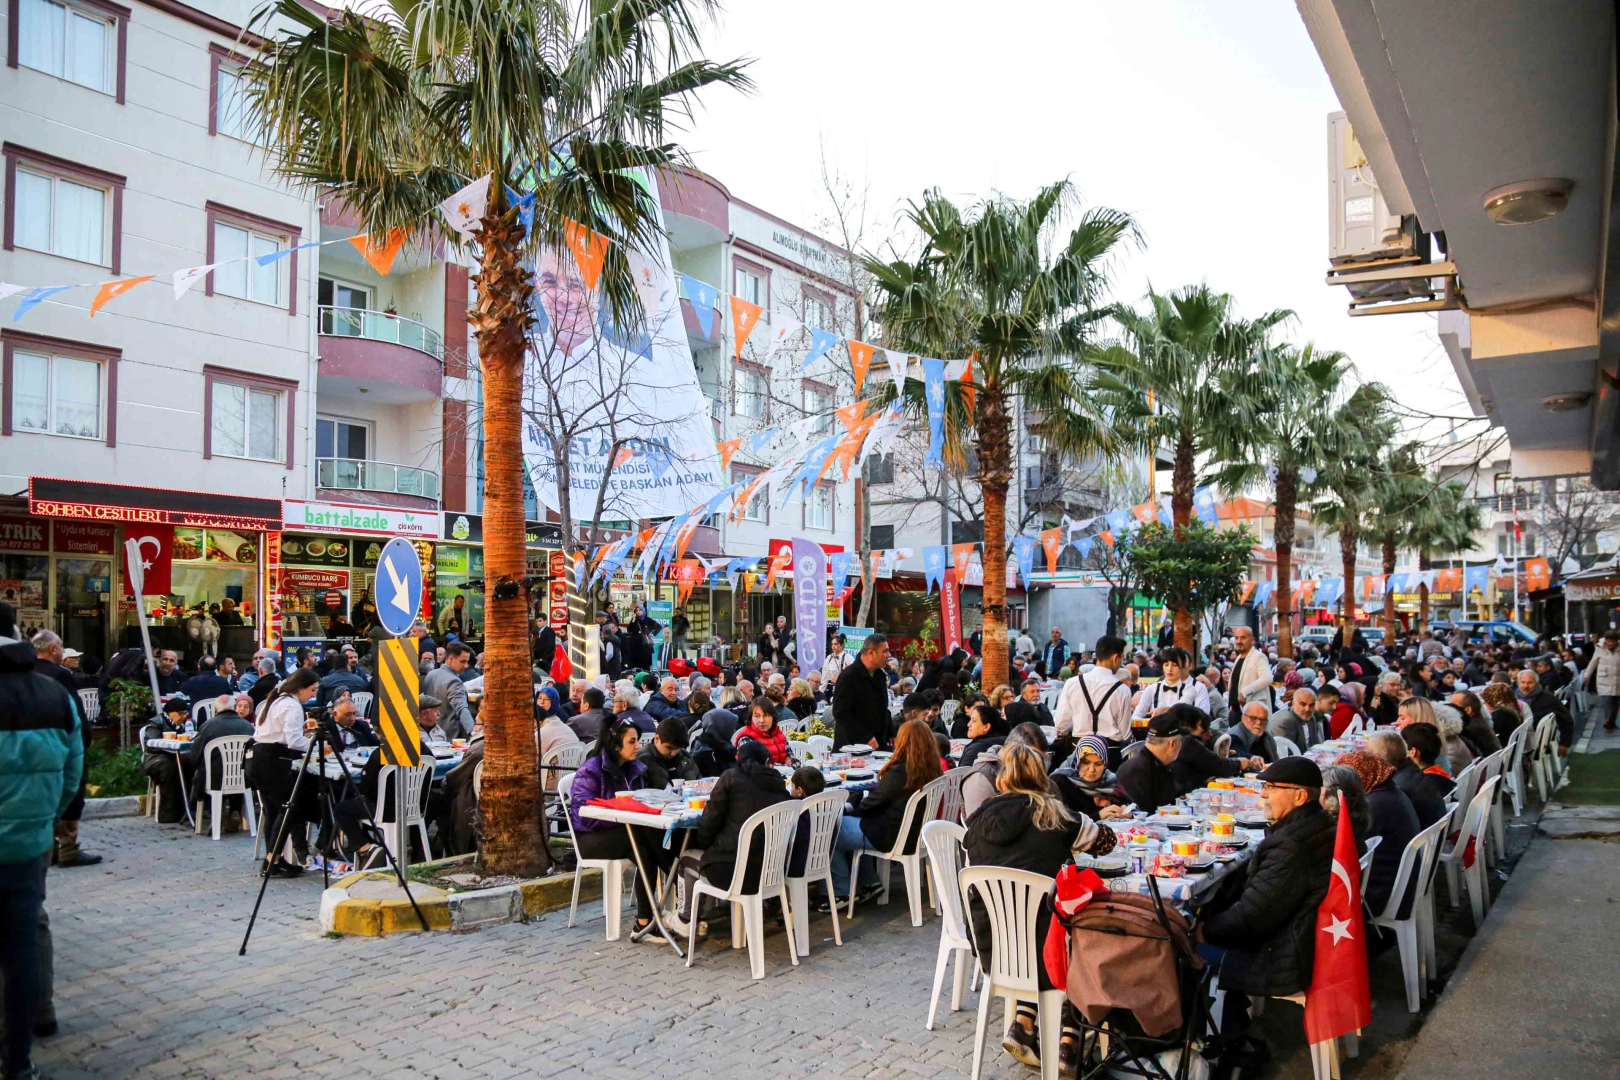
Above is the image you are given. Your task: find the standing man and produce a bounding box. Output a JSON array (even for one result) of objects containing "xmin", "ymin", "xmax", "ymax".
[
  {"xmin": 1041, "ymin": 627, "xmax": 1070, "ymax": 677},
  {"xmin": 1053, "ymin": 634, "xmax": 1133, "ymax": 761},
  {"xmin": 1584, "ymin": 630, "xmax": 1620, "ymax": 731},
  {"xmin": 436, "ymin": 594, "xmax": 468, "ymax": 639},
  {"xmin": 422, "ymin": 642, "xmax": 476, "ymax": 741},
  {"xmin": 669, "ymin": 607, "xmax": 690, "ymax": 660},
  {"xmin": 831, "ymin": 634, "xmax": 892, "ymax": 750},
  {"xmin": 0, "ymin": 604, "xmax": 82, "ymax": 1079},
  {"xmin": 1014, "ymin": 627, "xmax": 1036, "ymax": 661},
  {"xmin": 29, "ymin": 632, "xmax": 100, "ymax": 868},
  {"xmin": 820, "ymin": 633, "xmax": 853, "ymax": 689},
  {"xmin": 1224, "ymin": 626, "xmax": 1274, "ymax": 729}
]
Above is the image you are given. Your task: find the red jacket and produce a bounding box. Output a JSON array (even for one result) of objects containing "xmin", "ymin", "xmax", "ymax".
[
  {"xmin": 732, "ymin": 722, "xmax": 789, "ymax": 765},
  {"xmin": 1328, "ymin": 702, "xmax": 1358, "ymax": 740}
]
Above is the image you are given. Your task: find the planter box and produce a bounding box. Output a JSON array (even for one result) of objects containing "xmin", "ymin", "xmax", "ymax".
[{"xmin": 320, "ymin": 852, "xmax": 604, "ymax": 936}]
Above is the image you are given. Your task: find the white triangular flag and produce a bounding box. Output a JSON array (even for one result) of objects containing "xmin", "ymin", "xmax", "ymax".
[
  {"xmin": 943, "ymin": 357, "xmax": 969, "ymax": 381},
  {"xmin": 439, "ymin": 174, "xmax": 491, "ymax": 242},
  {"xmin": 0, "ymin": 283, "xmax": 26, "ymax": 302},
  {"xmin": 172, "ymin": 265, "xmax": 218, "ymax": 299},
  {"xmin": 762, "ymin": 318, "xmax": 803, "ymax": 366},
  {"xmin": 787, "ymin": 416, "xmax": 818, "ymax": 445},
  {"xmin": 885, "ymin": 349, "xmax": 909, "ymax": 397},
  {"xmin": 626, "ymin": 248, "xmax": 672, "ymax": 322}
]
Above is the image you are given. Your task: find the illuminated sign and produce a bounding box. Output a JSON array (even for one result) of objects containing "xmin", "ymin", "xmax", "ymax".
[{"xmin": 29, "ymin": 477, "xmax": 281, "ymax": 531}]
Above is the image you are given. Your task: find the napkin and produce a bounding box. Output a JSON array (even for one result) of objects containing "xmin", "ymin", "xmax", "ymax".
[{"xmin": 586, "ymin": 796, "xmax": 663, "ymax": 816}]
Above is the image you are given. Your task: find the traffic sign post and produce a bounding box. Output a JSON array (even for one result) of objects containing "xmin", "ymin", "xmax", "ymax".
[{"xmin": 374, "ymin": 536, "xmax": 425, "ymax": 639}]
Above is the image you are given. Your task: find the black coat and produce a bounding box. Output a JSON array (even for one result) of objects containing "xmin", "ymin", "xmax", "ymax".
[
  {"xmin": 849, "ymin": 761, "xmax": 920, "ymax": 853},
  {"xmin": 963, "ymin": 792, "xmax": 1085, "ymax": 979},
  {"xmin": 1169, "ymin": 734, "xmax": 1244, "ymax": 796},
  {"xmin": 1226, "ymin": 725, "xmax": 1277, "ymax": 764},
  {"xmin": 1003, "ymin": 699, "xmax": 1053, "ymax": 731},
  {"xmin": 959, "ymin": 735, "xmax": 1004, "ymax": 770},
  {"xmin": 689, "ymin": 765, "xmax": 790, "ymax": 884},
  {"xmin": 1489, "ymin": 706, "xmax": 1523, "ymax": 747},
  {"xmin": 1390, "ymin": 759, "xmax": 1447, "ymax": 830},
  {"xmin": 637, "ymin": 744, "xmax": 700, "ymax": 790},
  {"xmin": 832, "ymin": 661, "xmax": 890, "ymax": 750},
  {"xmin": 1364, "ymin": 782, "xmax": 1420, "ymax": 916},
  {"xmin": 1116, "ymin": 748, "xmax": 1178, "ymax": 813},
  {"xmin": 1201, "ymin": 801, "xmax": 1337, "ymax": 996}
]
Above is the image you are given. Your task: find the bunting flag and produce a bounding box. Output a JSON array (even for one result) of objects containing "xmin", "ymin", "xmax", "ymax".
[
  {"xmin": 1491, "ymin": 554, "xmax": 1511, "ymax": 575},
  {"xmin": 828, "ymin": 551, "xmax": 853, "ymax": 587},
  {"xmin": 1157, "ymin": 495, "xmax": 1173, "ymax": 527},
  {"xmin": 564, "ymin": 221, "xmax": 609, "ymax": 291},
  {"xmin": 717, "ymin": 438, "xmax": 743, "ymax": 470},
  {"xmin": 89, "ymin": 276, "xmax": 153, "ymax": 316},
  {"xmin": 0, "ymin": 284, "xmax": 26, "ymax": 302},
  {"xmin": 923, "ymin": 545, "xmax": 948, "ymax": 593},
  {"xmin": 922, "ymin": 358, "xmax": 946, "ymax": 467},
  {"xmin": 870, "ymin": 549, "xmax": 885, "ymax": 582},
  {"xmin": 802, "ymin": 327, "xmax": 841, "ymax": 370},
  {"xmin": 848, "ymin": 339, "xmax": 875, "ymax": 394},
  {"xmin": 730, "ymin": 295, "xmax": 763, "ymax": 358},
  {"xmin": 1464, "ymin": 564, "xmax": 1490, "ymax": 597},
  {"xmin": 254, "ymin": 240, "xmax": 321, "ymax": 266},
  {"xmin": 1040, "ymin": 527, "xmax": 1063, "ymax": 574},
  {"xmin": 747, "ymin": 428, "xmax": 779, "ymax": 455},
  {"xmin": 438, "ymin": 174, "xmax": 491, "ymax": 241},
  {"xmin": 1075, "ymin": 536, "xmax": 1094, "ymax": 559},
  {"xmin": 1434, "ymin": 568, "xmax": 1463, "ymax": 592},
  {"xmin": 1298, "ymin": 579, "xmax": 1319, "ymax": 606},
  {"xmin": 631, "ymin": 527, "xmax": 655, "ymax": 554},
  {"xmin": 1387, "ymin": 571, "xmax": 1412, "ymax": 594},
  {"xmin": 671, "ymin": 516, "xmax": 705, "ymax": 564},
  {"xmin": 834, "ymin": 399, "xmax": 870, "ymax": 434},
  {"xmin": 762, "ymin": 318, "xmax": 802, "ymax": 365},
  {"xmin": 679, "ymin": 274, "xmax": 718, "ymax": 338},
  {"xmin": 172, "ymin": 264, "xmax": 218, "ymax": 299},
  {"xmin": 885, "ymin": 349, "xmax": 909, "ymax": 398},
  {"xmin": 742, "ymin": 573, "xmax": 756, "ymax": 594},
  {"xmin": 348, "ymin": 229, "xmax": 410, "ymax": 276},
  {"xmin": 1238, "ymin": 581, "xmax": 1257, "ymax": 603},
  {"xmin": 1131, "ymin": 501, "xmax": 1157, "ymax": 527},
  {"xmin": 1363, "ymin": 575, "xmax": 1387, "ymax": 601},
  {"xmin": 724, "ymin": 557, "xmax": 753, "ymax": 590},
  {"xmin": 1193, "ymin": 485, "xmax": 1220, "ymax": 526},
  {"xmin": 952, "ymin": 542, "xmax": 976, "ymax": 584},
  {"xmin": 1011, "ymin": 536, "xmax": 1037, "ymax": 590},
  {"xmin": 819, "ymin": 415, "xmax": 877, "ymax": 484},
  {"xmin": 627, "ymin": 248, "xmax": 672, "ymax": 321},
  {"xmin": 1106, "ymin": 509, "xmax": 1133, "ymax": 537},
  {"xmin": 1099, "ymin": 530, "xmax": 1115, "ymax": 548},
  {"xmin": 1526, "ymin": 558, "xmax": 1551, "ymax": 591},
  {"xmin": 1415, "ymin": 569, "xmax": 1437, "ymax": 591},
  {"xmin": 13, "ymin": 286, "xmax": 72, "ymax": 321},
  {"xmin": 960, "ymin": 353, "xmax": 978, "ymax": 411},
  {"xmin": 572, "ymin": 550, "xmax": 587, "ymax": 592},
  {"xmin": 865, "ymin": 407, "xmax": 905, "ymax": 462},
  {"xmin": 1317, "ymin": 578, "xmax": 1344, "ymax": 607},
  {"xmin": 765, "ymin": 546, "xmax": 793, "ymax": 591},
  {"xmin": 1254, "ymin": 580, "xmax": 1275, "ymax": 608}
]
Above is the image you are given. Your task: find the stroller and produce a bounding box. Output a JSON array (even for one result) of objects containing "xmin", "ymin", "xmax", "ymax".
[{"xmin": 1057, "ymin": 876, "xmax": 1211, "ymax": 1080}]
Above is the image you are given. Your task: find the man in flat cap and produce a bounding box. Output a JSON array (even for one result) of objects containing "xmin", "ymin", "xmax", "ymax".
[{"xmin": 1115, "ymin": 713, "xmax": 1183, "ymax": 813}]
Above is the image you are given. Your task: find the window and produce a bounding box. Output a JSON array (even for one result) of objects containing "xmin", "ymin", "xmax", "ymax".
[
  {"xmin": 804, "ymin": 382, "xmax": 833, "ymax": 435},
  {"xmin": 212, "ymin": 222, "xmax": 282, "ymax": 305},
  {"xmin": 735, "ymin": 363, "xmax": 768, "ymax": 419},
  {"xmin": 869, "ymin": 524, "xmax": 895, "ymax": 549},
  {"xmin": 733, "ymin": 467, "xmax": 767, "ymax": 523},
  {"xmin": 13, "ymin": 166, "xmax": 107, "ymax": 265},
  {"xmin": 1496, "ymin": 533, "xmax": 1509, "ymax": 556},
  {"xmin": 211, "ymin": 379, "xmax": 281, "ymax": 461},
  {"xmin": 804, "ymin": 291, "xmax": 833, "ymax": 331},
  {"xmin": 9, "ymin": 349, "xmax": 100, "ymax": 438},
  {"xmin": 734, "ymin": 265, "xmax": 763, "ymax": 307},
  {"xmin": 15, "ymin": 0, "xmax": 116, "ymax": 95},
  {"xmin": 213, "ymin": 62, "xmax": 261, "ymax": 143},
  {"xmin": 865, "ymin": 453, "xmax": 895, "ymax": 485},
  {"xmin": 806, "ymin": 483, "xmax": 833, "ymax": 530},
  {"xmin": 316, "ymin": 416, "xmax": 369, "ymax": 460}
]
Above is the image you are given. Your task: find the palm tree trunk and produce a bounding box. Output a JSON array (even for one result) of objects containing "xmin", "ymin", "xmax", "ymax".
[
  {"xmin": 1418, "ymin": 551, "xmax": 1432, "ymax": 629},
  {"xmin": 468, "ymin": 210, "xmax": 544, "ymax": 878},
  {"xmin": 1274, "ymin": 467, "xmax": 1297, "ymax": 658},
  {"xmin": 1381, "ymin": 530, "xmax": 1397, "ymax": 643},
  {"xmin": 1171, "ymin": 433, "xmax": 1195, "ymax": 651},
  {"xmin": 978, "ymin": 385, "xmax": 1012, "ymax": 690},
  {"xmin": 1340, "ymin": 522, "xmax": 1358, "ymax": 625}
]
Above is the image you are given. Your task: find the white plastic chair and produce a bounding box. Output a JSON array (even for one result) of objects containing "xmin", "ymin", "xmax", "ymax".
[
  {"xmin": 1476, "ymin": 750, "xmax": 1508, "ymax": 867},
  {"xmin": 348, "ymin": 691, "xmax": 374, "ymax": 716},
  {"xmin": 960, "ymin": 866, "xmax": 1063, "ymax": 1080},
  {"xmin": 1357, "ymin": 834, "xmax": 1381, "ymax": 897},
  {"xmin": 921, "ymin": 821, "xmax": 976, "ymax": 1030},
  {"xmin": 1274, "ymin": 736, "xmax": 1302, "ymax": 758},
  {"xmin": 786, "ymin": 789, "xmax": 849, "ymax": 956},
  {"xmin": 638, "ymin": 731, "xmax": 656, "ymax": 747},
  {"xmin": 847, "ymin": 778, "xmax": 946, "ymax": 925},
  {"xmin": 1343, "ymin": 714, "xmax": 1367, "ymax": 736},
  {"xmin": 1370, "ymin": 817, "xmax": 1448, "ymax": 1012},
  {"xmin": 376, "ymin": 762, "xmax": 435, "ymax": 866},
  {"xmin": 191, "ymin": 699, "xmax": 218, "ymax": 725},
  {"xmin": 939, "ymin": 699, "xmax": 960, "ymax": 728},
  {"xmin": 806, "ymin": 734, "xmax": 833, "ymax": 759},
  {"xmin": 558, "ymin": 773, "xmax": 633, "ymax": 940},
  {"xmin": 1437, "ymin": 776, "xmax": 1501, "ymax": 929},
  {"xmin": 1119, "ymin": 740, "xmax": 1147, "ymax": 760},
  {"xmin": 685, "ymin": 800, "xmax": 802, "ymax": 980},
  {"xmin": 937, "ymin": 767, "xmax": 968, "ymax": 826},
  {"xmin": 192, "ymin": 734, "xmax": 257, "ymax": 840},
  {"xmin": 787, "ymin": 739, "xmax": 813, "ymax": 764},
  {"xmin": 1530, "ymin": 714, "xmax": 1560, "ymax": 800},
  {"xmin": 1501, "ymin": 720, "xmax": 1532, "ymax": 818},
  {"xmin": 471, "ymin": 760, "xmax": 484, "ymax": 799},
  {"xmin": 77, "ymin": 687, "xmax": 100, "ymax": 724}
]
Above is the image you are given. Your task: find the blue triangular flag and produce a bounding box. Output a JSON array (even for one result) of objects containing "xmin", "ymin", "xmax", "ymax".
[
  {"xmin": 679, "ymin": 274, "xmax": 718, "ymax": 338},
  {"xmin": 14, "ymin": 285, "xmax": 73, "ymax": 321},
  {"xmin": 923, "ymin": 546, "xmax": 947, "ymax": 593},
  {"xmin": 802, "ymin": 327, "xmax": 841, "ymax": 370}
]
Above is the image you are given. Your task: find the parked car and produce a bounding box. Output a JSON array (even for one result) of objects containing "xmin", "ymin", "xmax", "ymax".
[{"xmin": 1428, "ymin": 620, "xmax": 1540, "ymax": 646}]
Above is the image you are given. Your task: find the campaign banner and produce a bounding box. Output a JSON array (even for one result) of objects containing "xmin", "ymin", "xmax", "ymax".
[
  {"xmin": 793, "ymin": 537, "xmax": 827, "ymax": 673},
  {"xmin": 941, "ymin": 568, "xmax": 962, "ymax": 653}
]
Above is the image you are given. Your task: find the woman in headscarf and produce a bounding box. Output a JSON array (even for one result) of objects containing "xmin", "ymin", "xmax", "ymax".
[
  {"xmin": 1332, "ymin": 681, "xmax": 1366, "ymax": 739},
  {"xmin": 536, "ymin": 684, "xmax": 580, "ymax": 791},
  {"xmin": 1053, "ymin": 734, "xmax": 1128, "ymax": 820},
  {"xmin": 1337, "ymin": 750, "xmax": 1419, "ymax": 916},
  {"xmin": 691, "ymin": 690, "xmax": 741, "ymax": 776}
]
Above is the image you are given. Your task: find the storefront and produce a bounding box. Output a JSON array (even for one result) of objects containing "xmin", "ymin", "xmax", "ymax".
[
  {"xmin": 275, "ymin": 499, "xmax": 439, "ymax": 656},
  {"xmin": 437, "ymin": 512, "xmax": 564, "ymax": 646},
  {"xmin": 17, "ymin": 478, "xmax": 282, "ymax": 666},
  {"xmin": 1563, "ymin": 568, "xmax": 1620, "ymax": 641}
]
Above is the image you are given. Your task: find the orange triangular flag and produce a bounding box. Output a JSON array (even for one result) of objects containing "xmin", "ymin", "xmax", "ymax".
[
  {"xmin": 348, "ymin": 230, "xmax": 409, "ymax": 275},
  {"xmin": 1100, "ymin": 530, "xmax": 1115, "ymax": 548},
  {"xmin": 742, "ymin": 573, "xmax": 756, "ymax": 594},
  {"xmin": 765, "ymin": 548, "xmax": 792, "ymax": 591},
  {"xmin": 1040, "ymin": 527, "xmax": 1063, "ymax": 574},
  {"xmin": 610, "ymin": 446, "xmax": 636, "ymax": 471},
  {"xmin": 717, "ymin": 438, "xmax": 743, "ymax": 469},
  {"xmin": 817, "ymin": 417, "xmax": 877, "ymax": 486},
  {"xmin": 89, "ymin": 275, "xmax": 154, "ymax": 316},
  {"xmin": 952, "ymin": 543, "xmax": 976, "ymax": 583},
  {"xmin": 672, "ymin": 519, "xmax": 703, "ymax": 563},
  {"xmin": 632, "ymin": 527, "xmax": 655, "ymax": 553},
  {"xmin": 564, "ymin": 220, "xmax": 609, "ymax": 291},
  {"xmin": 730, "ymin": 296, "xmax": 763, "ymax": 358},
  {"xmin": 836, "ymin": 399, "xmax": 870, "ymax": 434},
  {"xmin": 870, "ymin": 550, "xmax": 885, "ymax": 582},
  {"xmin": 848, "ymin": 339, "xmax": 875, "ymax": 395},
  {"xmin": 961, "ymin": 353, "xmax": 978, "ymax": 410}
]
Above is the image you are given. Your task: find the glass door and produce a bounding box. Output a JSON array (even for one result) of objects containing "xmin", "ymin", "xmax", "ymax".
[{"xmin": 55, "ymin": 557, "xmax": 112, "ymax": 660}]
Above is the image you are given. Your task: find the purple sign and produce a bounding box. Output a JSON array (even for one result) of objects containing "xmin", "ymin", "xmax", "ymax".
[{"xmin": 793, "ymin": 537, "xmax": 827, "ymax": 673}]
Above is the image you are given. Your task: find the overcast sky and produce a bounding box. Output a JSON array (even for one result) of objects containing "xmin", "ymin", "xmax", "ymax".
[{"xmin": 679, "ymin": 0, "xmax": 1468, "ymax": 429}]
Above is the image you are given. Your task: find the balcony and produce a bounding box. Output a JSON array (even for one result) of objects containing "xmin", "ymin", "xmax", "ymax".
[
  {"xmin": 318, "ymin": 306, "xmax": 444, "ymax": 404},
  {"xmin": 317, "ymin": 457, "xmax": 441, "ymax": 510}
]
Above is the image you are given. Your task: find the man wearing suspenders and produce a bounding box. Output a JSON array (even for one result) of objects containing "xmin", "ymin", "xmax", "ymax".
[{"xmin": 1054, "ymin": 634, "xmax": 1133, "ymax": 766}]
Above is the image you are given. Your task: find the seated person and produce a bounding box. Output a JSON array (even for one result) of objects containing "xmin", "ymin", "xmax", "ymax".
[
  {"xmin": 416, "ymin": 694, "xmax": 452, "ymax": 755},
  {"xmin": 177, "ymin": 656, "xmax": 232, "ymax": 704},
  {"xmin": 327, "ymin": 694, "xmax": 379, "ymax": 750},
  {"xmin": 1002, "ymin": 679, "xmax": 1054, "ymax": 730},
  {"xmin": 186, "ymin": 693, "xmax": 255, "ymax": 824},
  {"xmin": 567, "ymin": 686, "xmax": 609, "ymax": 743},
  {"xmin": 963, "ymin": 723, "xmax": 1047, "ymax": 820},
  {"xmin": 1115, "ymin": 713, "xmax": 1182, "ymax": 813},
  {"xmin": 1166, "ymin": 703, "xmax": 1255, "ymax": 795},
  {"xmin": 1370, "ymin": 731, "xmax": 1446, "ymax": 829},
  {"xmin": 1196, "ymin": 757, "xmax": 1337, "ymax": 1058},
  {"xmin": 828, "ymin": 720, "xmax": 942, "ymax": 908},
  {"xmin": 691, "ymin": 694, "xmax": 740, "ymax": 777},
  {"xmin": 613, "ymin": 680, "xmax": 656, "ymax": 735},
  {"xmin": 1335, "ymin": 751, "xmax": 1418, "ymax": 918},
  {"xmin": 332, "ymin": 697, "xmax": 439, "ymax": 865},
  {"xmin": 639, "ymin": 717, "xmax": 701, "ymax": 789},
  {"xmin": 787, "ymin": 766, "xmax": 826, "ymax": 881},
  {"xmin": 1268, "ymin": 687, "xmax": 1314, "ymax": 750},
  {"xmin": 732, "ymin": 698, "xmax": 790, "ymax": 766},
  {"xmin": 668, "ymin": 739, "xmax": 792, "ymax": 936},
  {"xmin": 958, "ymin": 703, "xmax": 1005, "ymax": 769},
  {"xmin": 139, "ymin": 697, "xmax": 195, "ymax": 823},
  {"xmin": 440, "ymin": 730, "xmax": 484, "ymax": 858},
  {"xmin": 1226, "ymin": 702, "xmax": 1278, "ymax": 765},
  {"xmin": 1051, "ymin": 734, "xmax": 1129, "ymax": 820},
  {"xmin": 644, "ymin": 677, "xmax": 686, "ymax": 724},
  {"xmin": 1401, "ymin": 723, "xmax": 1455, "ymax": 801},
  {"xmin": 536, "ymin": 685, "xmax": 581, "ymax": 791}
]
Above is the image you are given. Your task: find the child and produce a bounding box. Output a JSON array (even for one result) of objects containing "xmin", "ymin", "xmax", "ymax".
[{"xmin": 789, "ymin": 766, "xmax": 826, "ymax": 881}]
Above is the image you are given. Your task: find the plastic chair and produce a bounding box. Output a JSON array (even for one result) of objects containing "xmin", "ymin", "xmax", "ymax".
[
  {"xmin": 959, "ymin": 867, "xmax": 1063, "ymax": 1080},
  {"xmin": 685, "ymin": 801, "xmax": 802, "ymax": 980},
  {"xmin": 785, "ymin": 789, "xmax": 849, "ymax": 956},
  {"xmin": 847, "ymin": 779, "xmax": 946, "ymax": 925},
  {"xmin": 1370, "ymin": 817, "xmax": 1447, "ymax": 1012},
  {"xmin": 921, "ymin": 821, "xmax": 977, "ymax": 1030},
  {"xmin": 1343, "ymin": 714, "xmax": 1367, "ymax": 736},
  {"xmin": 191, "ymin": 699, "xmax": 218, "ymax": 725},
  {"xmin": 348, "ymin": 691, "xmax": 374, "ymax": 717},
  {"xmin": 558, "ymin": 773, "xmax": 632, "ymax": 940},
  {"xmin": 1501, "ymin": 720, "xmax": 1532, "ymax": 818},
  {"xmin": 937, "ymin": 767, "xmax": 968, "ymax": 826},
  {"xmin": 77, "ymin": 687, "xmax": 100, "ymax": 724},
  {"xmin": 806, "ymin": 734, "xmax": 833, "ymax": 759},
  {"xmin": 787, "ymin": 739, "xmax": 813, "ymax": 764},
  {"xmin": 939, "ymin": 700, "xmax": 960, "ymax": 728},
  {"xmin": 192, "ymin": 735, "xmax": 257, "ymax": 840},
  {"xmin": 1275, "ymin": 736, "xmax": 1302, "ymax": 758},
  {"xmin": 639, "ymin": 731, "xmax": 656, "ymax": 747},
  {"xmin": 471, "ymin": 760, "xmax": 484, "ymax": 799},
  {"xmin": 1437, "ymin": 776, "xmax": 1501, "ymax": 928},
  {"xmin": 1476, "ymin": 750, "xmax": 1508, "ymax": 867},
  {"xmin": 376, "ymin": 762, "xmax": 435, "ymax": 866},
  {"xmin": 1357, "ymin": 835, "xmax": 1381, "ymax": 897},
  {"xmin": 1530, "ymin": 714, "xmax": 1560, "ymax": 799},
  {"xmin": 1119, "ymin": 740, "xmax": 1147, "ymax": 760}
]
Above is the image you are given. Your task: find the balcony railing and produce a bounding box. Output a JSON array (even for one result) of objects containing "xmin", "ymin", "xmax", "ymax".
[
  {"xmin": 317, "ymin": 457, "xmax": 441, "ymax": 501},
  {"xmin": 319, "ymin": 305, "xmax": 443, "ymax": 359}
]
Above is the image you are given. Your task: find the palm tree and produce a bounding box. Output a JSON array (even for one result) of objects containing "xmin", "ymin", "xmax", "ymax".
[
  {"xmin": 865, "ymin": 182, "xmax": 1136, "ymax": 691},
  {"xmin": 1408, "ymin": 481, "xmax": 1485, "ymax": 628},
  {"xmin": 1093, "ymin": 286, "xmax": 1290, "ymax": 650},
  {"xmin": 1209, "ymin": 343, "xmax": 1360, "ymax": 657},
  {"xmin": 247, "ymin": 0, "xmax": 747, "ymax": 877},
  {"xmin": 1365, "ymin": 443, "xmax": 1428, "ymax": 641},
  {"xmin": 1306, "ymin": 388, "xmax": 1395, "ymax": 636}
]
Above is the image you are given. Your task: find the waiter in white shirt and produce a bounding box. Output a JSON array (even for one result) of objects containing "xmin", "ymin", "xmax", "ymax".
[
  {"xmin": 1132, "ymin": 647, "xmax": 1211, "ymax": 720},
  {"xmin": 1225, "ymin": 626, "xmax": 1274, "ymax": 727},
  {"xmin": 820, "ymin": 633, "xmax": 853, "ymax": 689},
  {"xmin": 1054, "ymin": 634, "xmax": 1133, "ymax": 764}
]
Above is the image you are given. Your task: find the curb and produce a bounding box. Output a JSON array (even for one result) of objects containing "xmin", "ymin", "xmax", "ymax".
[
  {"xmin": 82, "ymin": 795, "xmax": 144, "ymax": 819},
  {"xmin": 320, "ymin": 864, "xmax": 604, "ymax": 937}
]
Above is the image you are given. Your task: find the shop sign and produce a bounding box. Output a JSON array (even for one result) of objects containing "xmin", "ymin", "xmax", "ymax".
[
  {"xmin": 284, "ymin": 498, "xmax": 440, "ymax": 539},
  {"xmin": 941, "ymin": 568, "xmax": 962, "ymax": 652},
  {"xmin": 281, "ymin": 568, "xmax": 349, "ymax": 593},
  {"xmin": 1566, "ymin": 579, "xmax": 1620, "ymax": 602},
  {"xmin": 549, "ymin": 550, "xmax": 567, "ymax": 578},
  {"xmin": 280, "ymin": 533, "xmax": 355, "ymax": 567},
  {"xmin": 435, "ymin": 546, "xmax": 470, "ymax": 575},
  {"xmin": 52, "ymin": 521, "xmax": 115, "ymax": 555},
  {"xmin": 439, "ymin": 512, "xmax": 563, "ymax": 548},
  {"xmin": 29, "ymin": 477, "xmax": 282, "ymax": 531},
  {"xmin": 0, "ymin": 513, "xmax": 49, "ymax": 553}
]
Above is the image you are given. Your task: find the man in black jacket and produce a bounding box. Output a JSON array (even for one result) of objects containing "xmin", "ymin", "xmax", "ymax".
[
  {"xmin": 1516, "ymin": 668, "xmax": 1573, "ymax": 751},
  {"xmin": 1166, "ymin": 704, "xmax": 1249, "ymax": 795},
  {"xmin": 1369, "ymin": 731, "xmax": 1446, "ymax": 829},
  {"xmin": 1003, "ymin": 679, "xmax": 1054, "ymax": 730},
  {"xmin": 1197, "ymin": 757, "xmax": 1336, "ymax": 1054},
  {"xmin": 186, "ymin": 695, "xmax": 255, "ymax": 827},
  {"xmin": 31, "ymin": 630, "xmax": 100, "ymax": 867},
  {"xmin": 832, "ymin": 634, "xmax": 892, "ymax": 750},
  {"xmin": 1116, "ymin": 714, "xmax": 1181, "ymax": 812},
  {"xmin": 638, "ymin": 718, "xmax": 701, "ymax": 790},
  {"xmin": 178, "ymin": 656, "xmax": 232, "ymax": 704},
  {"xmin": 317, "ymin": 652, "xmax": 369, "ymax": 708}
]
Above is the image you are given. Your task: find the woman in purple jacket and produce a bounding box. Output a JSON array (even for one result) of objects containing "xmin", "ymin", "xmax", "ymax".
[{"xmin": 568, "ymin": 720, "xmax": 675, "ymax": 938}]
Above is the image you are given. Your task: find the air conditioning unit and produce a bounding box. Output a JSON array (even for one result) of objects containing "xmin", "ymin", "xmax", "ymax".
[{"xmin": 1326, "ymin": 112, "xmax": 1445, "ymax": 311}]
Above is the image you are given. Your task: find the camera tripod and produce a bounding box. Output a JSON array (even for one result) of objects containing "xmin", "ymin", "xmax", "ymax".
[{"xmin": 239, "ymin": 725, "xmax": 427, "ymax": 954}]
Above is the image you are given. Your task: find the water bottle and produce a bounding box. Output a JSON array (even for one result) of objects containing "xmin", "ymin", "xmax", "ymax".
[{"xmin": 184, "ymin": 718, "xmax": 195, "ymax": 735}]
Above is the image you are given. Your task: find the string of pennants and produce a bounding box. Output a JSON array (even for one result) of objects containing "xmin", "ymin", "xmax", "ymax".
[{"xmin": 1235, "ymin": 558, "xmax": 1545, "ymax": 611}]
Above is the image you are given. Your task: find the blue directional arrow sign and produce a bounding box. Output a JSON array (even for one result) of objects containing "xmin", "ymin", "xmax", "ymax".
[{"xmin": 374, "ymin": 537, "xmax": 424, "ymax": 639}]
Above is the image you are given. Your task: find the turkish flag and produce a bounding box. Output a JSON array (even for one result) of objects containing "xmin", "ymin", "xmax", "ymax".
[
  {"xmin": 1304, "ymin": 804, "xmax": 1373, "ymax": 1045},
  {"xmin": 122, "ymin": 524, "xmax": 175, "ymax": 598},
  {"xmin": 549, "ymin": 645, "xmax": 573, "ymax": 685}
]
